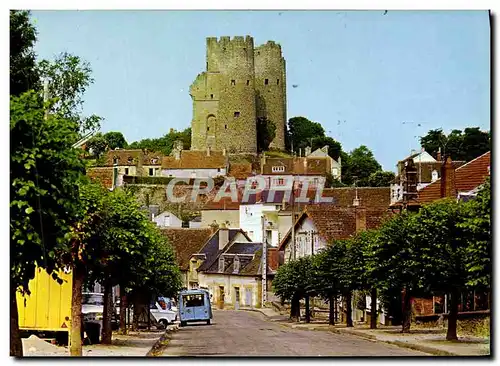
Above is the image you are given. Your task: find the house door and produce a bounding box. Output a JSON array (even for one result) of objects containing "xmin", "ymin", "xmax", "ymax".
[
  {"xmin": 218, "ymin": 286, "xmax": 225, "ymax": 310},
  {"xmin": 234, "ymin": 287, "xmax": 240, "ymax": 310},
  {"xmin": 245, "ymin": 288, "xmax": 252, "ymax": 307}
]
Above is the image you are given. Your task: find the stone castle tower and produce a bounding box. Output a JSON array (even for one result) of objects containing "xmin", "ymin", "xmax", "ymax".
[{"xmin": 190, "ymin": 36, "xmax": 287, "ymax": 154}]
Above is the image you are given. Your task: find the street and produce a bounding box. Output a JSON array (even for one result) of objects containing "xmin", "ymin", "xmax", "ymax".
[{"xmin": 162, "ymin": 310, "xmax": 428, "ymax": 356}]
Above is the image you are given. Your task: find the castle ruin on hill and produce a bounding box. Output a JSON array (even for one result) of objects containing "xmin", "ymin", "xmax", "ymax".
[{"xmin": 190, "ymin": 36, "xmax": 287, "ymax": 154}]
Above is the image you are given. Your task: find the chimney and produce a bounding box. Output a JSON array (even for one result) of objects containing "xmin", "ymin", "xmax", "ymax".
[
  {"xmin": 437, "ymin": 147, "xmax": 442, "ymax": 162},
  {"xmin": 440, "ymin": 156, "xmax": 456, "ymax": 198},
  {"xmin": 355, "ymin": 207, "xmax": 366, "ymax": 232},
  {"xmin": 299, "ymin": 147, "xmax": 302, "ymax": 157},
  {"xmin": 210, "ymin": 220, "xmax": 219, "ymax": 234},
  {"xmin": 222, "ymin": 148, "xmax": 226, "ymax": 156},
  {"xmin": 207, "ymin": 146, "xmax": 211, "ymax": 156},
  {"xmin": 174, "ymin": 149, "xmax": 181, "ymax": 160},
  {"xmin": 218, "ymin": 222, "xmax": 229, "ymax": 250},
  {"xmin": 305, "ymin": 146, "xmax": 312, "ymax": 156}
]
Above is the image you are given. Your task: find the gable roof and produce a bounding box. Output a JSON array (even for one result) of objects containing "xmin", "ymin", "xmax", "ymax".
[
  {"xmin": 196, "ymin": 229, "xmax": 251, "ymax": 272},
  {"xmin": 105, "ymin": 149, "xmax": 144, "ymax": 166},
  {"xmin": 160, "ymin": 228, "xmax": 213, "ymax": 271},
  {"xmin": 392, "ymin": 151, "xmax": 490, "ymax": 207},
  {"xmin": 162, "ymin": 150, "xmax": 227, "ymax": 169},
  {"xmin": 278, "ymin": 204, "xmax": 391, "ymax": 251}
]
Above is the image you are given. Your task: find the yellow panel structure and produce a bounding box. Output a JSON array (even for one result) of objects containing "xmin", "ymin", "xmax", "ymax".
[{"xmin": 17, "ymin": 267, "xmax": 72, "ymax": 336}]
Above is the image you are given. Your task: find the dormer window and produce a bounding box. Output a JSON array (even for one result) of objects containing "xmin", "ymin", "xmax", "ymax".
[
  {"xmin": 272, "ymin": 166, "xmax": 286, "ymax": 173},
  {"xmin": 431, "ymin": 170, "xmax": 438, "ymax": 182},
  {"xmin": 113, "ymin": 157, "xmax": 119, "ymax": 165},
  {"xmin": 233, "ymin": 256, "xmax": 240, "ymax": 274},
  {"xmin": 127, "ymin": 156, "xmax": 134, "ymax": 164},
  {"xmin": 151, "ymin": 158, "xmax": 158, "ymax": 164},
  {"xmin": 218, "ymin": 256, "xmax": 225, "ymax": 273}
]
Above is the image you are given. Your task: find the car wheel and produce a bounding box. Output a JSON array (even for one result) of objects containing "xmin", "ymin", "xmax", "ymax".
[
  {"xmin": 160, "ymin": 319, "xmax": 169, "ymax": 328},
  {"xmin": 206, "ymin": 319, "xmax": 211, "ymax": 325},
  {"xmin": 180, "ymin": 321, "xmax": 187, "ymax": 327}
]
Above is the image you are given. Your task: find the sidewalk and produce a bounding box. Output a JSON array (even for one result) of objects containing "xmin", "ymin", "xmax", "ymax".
[
  {"xmin": 247, "ymin": 307, "xmax": 490, "ymax": 356},
  {"xmin": 22, "ymin": 329, "xmax": 167, "ymax": 357}
]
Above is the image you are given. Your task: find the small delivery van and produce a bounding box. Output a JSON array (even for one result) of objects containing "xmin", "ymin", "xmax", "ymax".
[{"xmin": 178, "ymin": 289, "xmax": 212, "ymax": 326}]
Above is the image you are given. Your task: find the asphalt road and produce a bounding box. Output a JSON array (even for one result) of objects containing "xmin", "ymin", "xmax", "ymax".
[{"xmin": 162, "ymin": 310, "xmax": 428, "ymax": 357}]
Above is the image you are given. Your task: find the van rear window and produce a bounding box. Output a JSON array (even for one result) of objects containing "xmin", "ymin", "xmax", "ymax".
[{"xmin": 183, "ymin": 294, "xmax": 205, "ymax": 307}]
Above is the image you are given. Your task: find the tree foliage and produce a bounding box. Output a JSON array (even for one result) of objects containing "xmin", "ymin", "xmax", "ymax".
[
  {"xmin": 342, "ymin": 145, "xmax": 382, "ymax": 186},
  {"xmin": 86, "ymin": 132, "xmax": 108, "ymax": 158},
  {"xmin": 103, "ymin": 131, "xmax": 128, "ymax": 150},
  {"xmin": 420, "ymin": 127, "xmax": 490, "ymax": 162},
  {"xmin": 38, "ymin": 52, "xmax": 102, "ymax": 136},
  {"xmin": 367, "ymin": 171, "xmax": 396, "ymax": 187},
  {"xmin": 257, "ymin": 117, "xmax": 276, "ymax": 152},
  {"xmin": 10, "ymin": 10, "xmax": 40, "ymax": 96},
  {"xmin": 11, "ymin": 91, "xmax": 85, "ymax": 293},
  {"xmin": 128, "ymin": 127, "xmax": 191, "ymax": 155}
]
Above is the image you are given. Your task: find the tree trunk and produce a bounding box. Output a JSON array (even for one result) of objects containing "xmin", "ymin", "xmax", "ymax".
[
  {"xmin": 345, "ymin": 291, "xmax": 353, "ymax": 327},
  {"xmin": 70, "ymin": 267, "xmax": 84, "ymax": 356},
  {"xmin": 370, "ymin": 288, "xmax": 377, "ymax": 329},
  {"xmin": 328, "ymin": 294, "xmax": 335, "ymax": 325},
  {"xmin": 10, "ymin": 286, "xmax": 23, "ymax": 357},
  {"xmin": 305, "ymin": 295, "xmax": 310, "ymax": 323},
  {"xmin": 446, "ymin": 288, "xmax": 460, "ymax": 341},
  {"xmin": 119, "ymin": 292, "xmax": 127, "ymax": 335},
  {"xmin": 132, "ymin": 298, "xmax": 140, "ymax": 331},
  {"xmin": 101, "ymin": 281, "xmax": 113, "ymax": 344},
  {"xmin": 401, "ymin": 288, "xmax": 412, "ymax": 333},
  {"xmin": 290, "ymin": 293, "xmax": 300, "ymax": 322}
]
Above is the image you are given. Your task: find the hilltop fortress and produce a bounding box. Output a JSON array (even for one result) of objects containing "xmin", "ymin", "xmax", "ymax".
[{"xmin": 190, "ymin": 36, "xmax": 287, "ymax": 154}]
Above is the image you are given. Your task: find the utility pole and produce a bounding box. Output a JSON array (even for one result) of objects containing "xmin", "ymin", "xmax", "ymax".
[{"xmin": 261, "ymin": 215, "xmax": 267, "ymax": 306}]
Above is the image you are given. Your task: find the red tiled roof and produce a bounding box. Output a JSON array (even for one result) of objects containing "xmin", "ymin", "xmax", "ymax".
[
  {"xmin": 278, "ymin": 204, "xmax": 391, "ymax": 251},
  {"xmin": 160, "ymin": 228, "xmax": 213, "ymax": 271},
  {"xmin": 392, "ymin": 151, "xmax": 490, "ymax": 207},
  {"xmin": 87, "ymin": 167, "xmax": 114, "ymax": 189},
  {"xmin": 105, "ymin": 149, "xmax": 143, "ymax": 166},
  {"xmin": 228, "ymin": 163, "xmax": 254, "ymax": 179}
]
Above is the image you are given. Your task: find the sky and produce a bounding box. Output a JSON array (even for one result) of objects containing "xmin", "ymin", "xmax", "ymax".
[{"xmin": 30, "ymin": 10, "xmax": 490, "ymax": 171}]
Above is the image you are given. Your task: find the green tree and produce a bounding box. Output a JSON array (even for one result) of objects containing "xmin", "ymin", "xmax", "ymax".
[
  {"xmin": 370, "ymin": 211, "xmax": 424, "ymax": 332},
  {"xmin": 310, "ymin": 136, "xmax": 342, "ymax": 161},
  {"xmin": 38, "ymin": 52, "xmax": 102, "ymax": 136},
  {"xmin": 128, "ymin": 127, "xmax": 192, "ymax": 155},
  {"xmin": 342, "ymin": 145, "xmax": 382, "ymax": 186},
  {"xmin": 86, "ymin": 132, "xmax": 108, "ymax": 158},
  {"xmin": 420, "ymin": 127, "xmax": 490, "ymax": 162},
  {"xmin": 103, "ymin": 131, "xmax": 128, "ymax": 150},
  {"xmin": 367, "ymin": 171, "xmax": 396, "ymax": 187},
  {"xmin": 273, "ymin": 257, "xmax": 314, "ymax": 321},
  {"xmin": 10, "ymin": 91, "xmax": 85, "ymax": 356},
  {"xmin": 459, "ymin": 178, "xmax": 491, "ymax": 288},
  {"xmin": 10, "ymin": 10, "xmax": 40, "ymax": 96},
  {"xmin": 312, "ymin": 243, "xmax": 346, "ymax": 325},
  {"xmin": 257, "ymin": 117, "xmax": 276, "ymax": 152},
  {"xmin": 287, "ymin": 116, "xmax": 325, "ymax": 152},
  {"xmin": 412, "ymin": 199, "xmax": 471, "ymax": 340}
]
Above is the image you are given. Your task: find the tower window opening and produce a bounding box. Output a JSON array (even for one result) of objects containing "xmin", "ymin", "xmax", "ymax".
[
  {"xmin": 225, "ymin": 125, "xmax": 227, "ymax": 129},
  {"xmin": 277, "ymin": 79, "xmax": 280, "ymax": 85},
  {"xmin": 207, "ymin": 127, "xmax": 210, "ymax": 131},
  {"xmin": 211, "ymin": 94, "xmax": 214, "ymax": 99},
  {"xmin": 231, "ymin": 80, "xmax": 236, "ymax": 86},
  {"xmin": 246, "ymin": 80, "xmax": 250, "ymax": 86},
  {"xmin": 234, "ymin": 112, "xmax": 240, "ymax": 118},
  {"xmin": 265, "ymin": 79, "xmax": 269, "ymax": 85}
]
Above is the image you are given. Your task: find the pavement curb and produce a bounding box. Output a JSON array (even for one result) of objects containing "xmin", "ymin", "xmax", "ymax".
[
  {"xmin": 329, "ymin": 328, "xmax": 457, "ymax": 356},
  {"xmin": 146, "ymin": 325, "xmax": 179, "ymax": 357}
]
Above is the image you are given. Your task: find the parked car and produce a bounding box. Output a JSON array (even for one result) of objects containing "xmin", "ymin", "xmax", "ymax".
[{"xmin": 178, "ymin": 289, "xmax": 212, "ymax": 326}]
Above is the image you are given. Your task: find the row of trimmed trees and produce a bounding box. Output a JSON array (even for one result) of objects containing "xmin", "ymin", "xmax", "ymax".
[
  {"xmin": 10, "ymin": 10, "xmax": 182, "ymax": 357},
  {"xmin": 273, "ymin": 179, "xmax": 490, "ymax": 341}
]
